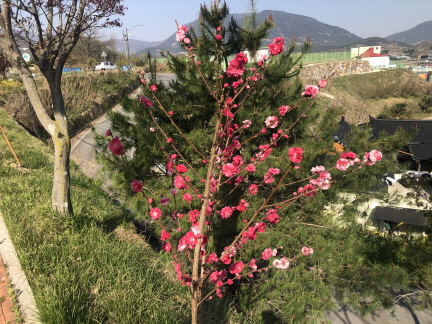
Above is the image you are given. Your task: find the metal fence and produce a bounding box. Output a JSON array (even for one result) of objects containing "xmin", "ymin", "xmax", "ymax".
[{"xmin": 292, "ymin": 51, "xmax": 352, "ymax": 64}]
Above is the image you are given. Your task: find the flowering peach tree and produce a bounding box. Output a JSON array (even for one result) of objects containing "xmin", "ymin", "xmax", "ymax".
[{"xmin": 97, "ymin": 3, "xmax": 391, "ymax": 323}]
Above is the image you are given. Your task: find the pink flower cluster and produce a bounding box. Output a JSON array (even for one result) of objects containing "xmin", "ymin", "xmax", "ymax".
[
  {"xmin": 309, "ymin": 166, "xmax": 331, "ymax": 190},
  {"xmin": 226, "ymin": 53, "xmax": 248, "ymax": 78},
  {"xmin": 364, "ymin": 149, "xmax": 383, "ymax": 165},
  {"xmin": 335, "ymin": 151, "xmax": 360, "ymax": 171},
  {"xmin": 108, "ymin": 136, "xmax": 125, "ymax": 156},
  {"xmin": 269, "ymin": 37, "xmax": 284, "ymax": 56},
  {"xmin": 288, "ymin": 147, "xmax": 304, "ymax": 164},
  {"xmin": 176, "ymin": 24, "xmax": 188, "ymax": 42},
  {"xmin": 140, "ymin": 96, "xmax": 153, "ymax": 107},
  {"xmin": 131, "ymin": 179, "xmax": 143, "ymax": 192},
  {"xmin": 301, "ymin": 85, "xmax": 320, "ymax": 98}
]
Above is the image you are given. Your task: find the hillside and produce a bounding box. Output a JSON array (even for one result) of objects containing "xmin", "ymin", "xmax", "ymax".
[
  {"xmin": 136, "ymin": 10, "xmax": 362, "ymax": 56},
  {"xmin": 386, "ymin": 20, "xmax": 432, "ymax": 45},
  {"xmin": 318, "ymin": 69, "xmax": 432, "ymax": 124}
]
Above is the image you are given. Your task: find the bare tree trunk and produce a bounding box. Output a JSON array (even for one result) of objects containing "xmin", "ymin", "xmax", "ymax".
[{"xmin": 51, "ymin": 130, "xmax": 73, "ymax": 215}]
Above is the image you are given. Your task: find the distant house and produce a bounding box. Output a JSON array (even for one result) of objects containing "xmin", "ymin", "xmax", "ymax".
[
  {"xmin": 359, "ymin": 48, "xmax": 390, "ymax": 69},
  {"xmin": 244, "ymin": 48, "xmax": 269, "ymax": 62},
  {"xmin": 351, "ymin": 46, "xmax": 382, "ymax": 58}
]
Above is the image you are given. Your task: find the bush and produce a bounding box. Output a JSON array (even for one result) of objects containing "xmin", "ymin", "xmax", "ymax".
[{"xmin": 418, "ymin": 95, "xmax": 432, "ymax": 112}]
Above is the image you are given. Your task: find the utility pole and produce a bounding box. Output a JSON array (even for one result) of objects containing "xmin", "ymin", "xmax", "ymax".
[
  {"xmin": 123, "ymin": 28, "xmax": 129, "ymax": 60},
  {"xmin": 123, "ymin": 25, "xmax": 142, "ymax": 61}
]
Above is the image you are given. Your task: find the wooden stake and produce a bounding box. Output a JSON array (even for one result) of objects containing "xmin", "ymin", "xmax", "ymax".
[{"xmin": 0, "ymin": 125, "xmax": 22, "ymax": 167}]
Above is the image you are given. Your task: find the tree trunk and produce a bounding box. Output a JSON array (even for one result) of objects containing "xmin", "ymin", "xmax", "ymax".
[{"xmin": 51, "ymin": 130, "xmax": 73, "ymax": 215}]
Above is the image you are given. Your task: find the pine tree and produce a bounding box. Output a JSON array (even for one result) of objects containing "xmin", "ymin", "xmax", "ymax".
[{"xmin": 96, "ymin": 1, "xmax": 431, "ymax": 323}]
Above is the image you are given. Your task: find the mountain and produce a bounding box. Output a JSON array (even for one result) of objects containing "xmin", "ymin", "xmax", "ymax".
[
  {"xmin": 386, "ymin": 21, "xmax": 432, "ymax": 45},
  {"xmin": 135, "ymin": 10, "xmax": 362, "ymax": 56},
  {"xmin": 115, "ymin": 39, "xmax": 161, "ymax": 54}
]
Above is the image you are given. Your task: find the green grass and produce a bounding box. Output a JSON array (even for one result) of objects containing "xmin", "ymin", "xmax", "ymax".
[{"xmin": 0, "ymin": 109, "xmax": 191, "ymax": 323}]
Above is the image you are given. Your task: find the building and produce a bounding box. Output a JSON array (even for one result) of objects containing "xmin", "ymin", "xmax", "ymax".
[
  {"xmin": 351, "ymin": 46, "xmax": 382, "ymax": 59},
  {"xmin": 358, "ymin": 48, "xmax": 390, "ymax": 69}
]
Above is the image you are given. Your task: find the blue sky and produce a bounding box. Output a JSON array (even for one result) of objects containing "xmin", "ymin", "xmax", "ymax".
[{"xmin": 105, "ymin": 0, "xmax": 432, "ymax": 42}]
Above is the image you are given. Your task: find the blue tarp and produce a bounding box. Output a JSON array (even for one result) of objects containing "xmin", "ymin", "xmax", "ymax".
[{"xmin": 62, "ymin": 67, "xmax": 82, "ymax": 73}]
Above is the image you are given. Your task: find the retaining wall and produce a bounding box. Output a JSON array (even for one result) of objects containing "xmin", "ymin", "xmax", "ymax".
[{"xmin": 300, "ymin": 60, "xmax": 374, "ymax": 80}]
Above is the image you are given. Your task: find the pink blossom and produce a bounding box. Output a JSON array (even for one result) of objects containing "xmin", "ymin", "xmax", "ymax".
[
  {"xmin": 288, "ymin": 147, "xmax": 304, "ymax": 163},
  {"xmin": 140, "ymin": 96, "xmax": 153, "ymax": 107},
  {"xmin": 226, "ymin": 53, "xmax": 248, "ymax": 78},
  {"xmin": 150, "ymin": 85, "xmax": 157, "ymax": 92},
  {"xmin": 215, "ymin": 34, "xmax": 222, "ymax": 40},
  {"xmin": 364, "ymin": 150, "xmax": 383, "ymax": 165},
  {"xmin": 210, "ymin": 270, "xmax": 227, "ymax": 284},
  {"xmin": 279, "ymin": 105, "xmax": 290, "ymax": 116},
  {"xmin": 242, "ymin": 120, "xmax": 252, "ymax": 128},
  {"xmin": 160, "ymin": 197, "xmax": 170, "ymax": 205},
  {"xmin": 265, "ymin": 116, "xmax": 279, "ymax": 128},
  {"xmin": 248, "ymin": 184, "xmax": 259, "ymax": 195},
  {"xmin": 108, "ymin": 136, "xmax": 124, "ymax": 156},
  {"xmin": 167, "ymin": 138, "xmax": 173, "ymax": 143},
  {"xmin": 235, "ymin": 199, "xmax": 249, "ymax": 212},
  {"xmin": 176, "ymin": 164, "xmax": 188, "ymax": 173},
  {"xmin": 105, "ymin": 129, "xmax": 111, "ymax": 137},
  {"xmin": 183, "ymin": 193, "xmax": 193, "ymax": 203},
  {"xmin": 222, "ymin": 163, "xmax": 240, "ymax": 177},
  {"xmin": 249, "ymin": 259, "xmax": 257, "ymax": 271},
  {"xmin": 220, "ymin": 253, "xmax": 232, "ymax": 265},
  {"xmin": 301, "ymin": 85, "xmax": 320, "ymax": 98},
  {"xmin": 262, "ymin": 248, "xmax": 277, "ymax": 260},
  {"xmin": 177, "ymin": 231, "xmax": 198, "ymax": 251},
  {"xmin": 183, "ymin": 38, "xmax": 191, "ymax": 44},
  {"xmin": 131, "ymin": 180, "xmax": 143, "ymax": 192},
  {"xmin": 311, "ymin": 165, "xmax": 325, "ymax": 174},
  {"xmin": 269, "ymin": 37, "xmax": 284, "ymax": 56},
  {"xmin": 268, "ymin": 168, "xmax": 280, "ymax": 175},
  {"xmin": 296, "ymin": 184, "xmax": 316, "ymax": 197},
  {"xmin": 264, "ymin": 173, "xmax": 275, "ymax": 184},
  {"xmin": 148, "ymin": 198, "xmax": 153, "ymax": 204},
  {"xmin": 170, "ymin": 189, "xmax": 178, "ymax": 195},
  {"xmin": 174, "ymin": 175, "xmax": 187, "ymax": 189},
  {"xmin": 150, "ymin": 207, "xmax": 162, "ymax": 220},
  {"xmin": 319, "ymin": 79, "xmax": 327, "ymax": 88},
  {"xmin": 176, "ymin": 24, "xmax": 188, "ymax": 42},
  {"xmin": 229, "ymin": 261, "xmax": 244, "ymax": 274},
  {"xmin": 340, "ymin": 152, "xmax": 360, "ymax": 165},
  {"xmin": 220, "ymin": 206, "xmax": 233, "ymax": 219},
  {"xmin": 161, "ymin": 230, "xmax": 170, "ymax": 241},
  {"xmin": 206, "ymin": 253, "xmax": 219, "ymax": 264},
  {"xmin": 257, "ymin": 54, "xmax": 267, "ymax": 66},
  {"xmin": 335, "ymin": 159, "xmax": 350, "ymax": 171},
  {"xmin": 301, "ymin": 246, "xmax": 314, "ymax": 256},
  {"xmin": 266, "ymin": 209, "xmax": 280, "ymax": 224},
  {"xmin": 273, "ymin": 257, "xmax": 290, "ymax": 269},
  {"xmin": 149, "ymin": 127, "xmax": 155, "ymax": 132},
  {"xmin": 162, "ymin": 242, "xmax": 172, "ymax": 252},
  {"xmin": 245, "ymin": 164, "xmax": 256, "ymax": 172}
]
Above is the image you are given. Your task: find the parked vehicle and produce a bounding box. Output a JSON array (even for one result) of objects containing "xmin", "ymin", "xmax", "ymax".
[{"xmin": 95, "ymin": 62, "xmax": 117, "ymax": 71}]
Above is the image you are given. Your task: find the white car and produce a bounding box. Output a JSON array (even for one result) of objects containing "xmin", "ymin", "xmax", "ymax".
[{"xmin": 95, "ymin": 62, "xmax": 117, "ymax": 71}]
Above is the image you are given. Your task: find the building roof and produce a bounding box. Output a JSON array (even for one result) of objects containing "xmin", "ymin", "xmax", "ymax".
[
  {"xmin": 359, "ymin": 48, "xmax": 388, "ymax": 58},
  {"xmin": 369, "ymin": 116, "xmax": 432, "ymax": 160},
  {"xmin": 373, "ymin": 206, "xmax": 429, "ymax": 226},
  {"xmin": 369, "ymin": 116, "xmax": 432, "ymax": 144}
]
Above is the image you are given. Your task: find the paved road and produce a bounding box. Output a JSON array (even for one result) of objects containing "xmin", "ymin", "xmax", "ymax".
[{"xmin": 70, "ymin": 73, "xmax": 176, "ymax": 178}]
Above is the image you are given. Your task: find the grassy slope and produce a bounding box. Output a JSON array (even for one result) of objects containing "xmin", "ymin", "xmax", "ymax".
[
  {"xmin": 0, "ymin": 109, "xmax": 190, "ymax": 324},
  {"xmin": 317, "ymin": 69, "xmax": 432, "ymax": 124}
]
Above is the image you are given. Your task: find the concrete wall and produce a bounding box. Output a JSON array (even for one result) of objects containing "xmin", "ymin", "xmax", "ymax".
[{"xmin": 300, "ymin": 60, "xmax": 374, "ymax": 80}]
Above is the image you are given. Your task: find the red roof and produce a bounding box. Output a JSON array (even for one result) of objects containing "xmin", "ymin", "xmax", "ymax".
[{"xmin": 359, "ymin": 48, "xmax": 387, "ymax": 58}]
